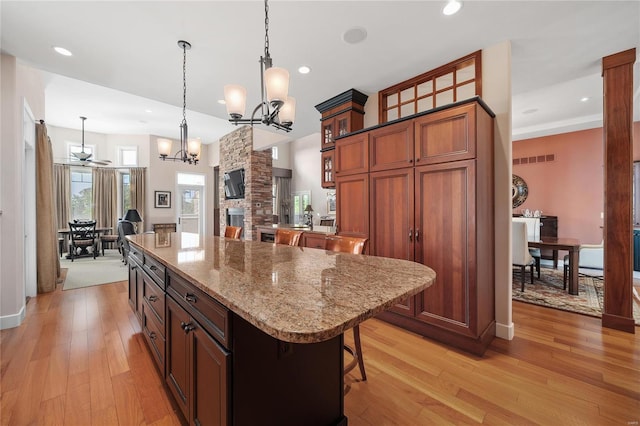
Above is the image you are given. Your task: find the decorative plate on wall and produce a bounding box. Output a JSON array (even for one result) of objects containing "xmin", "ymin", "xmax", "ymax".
[{"xmin": 512, "ymin": 174, "xmax": 528, "ymax": 208}]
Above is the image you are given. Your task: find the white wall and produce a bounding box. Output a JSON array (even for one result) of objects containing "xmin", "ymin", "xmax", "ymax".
[
  {"xmin": 0, "ymin": 55, "xmax": 45, "ymax": 329},
  {"xmin": 483, "ymin": 41, "xmax": 513, "ymax": 340}
]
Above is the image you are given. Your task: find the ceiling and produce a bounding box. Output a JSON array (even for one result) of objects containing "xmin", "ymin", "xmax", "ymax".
[{"xmin": 2, "ymin": 1, "xmax": 639, "ymax": 144}]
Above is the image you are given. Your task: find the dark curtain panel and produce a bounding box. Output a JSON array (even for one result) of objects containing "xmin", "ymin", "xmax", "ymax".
[{"xmin": 36, "ymin": 123, "xmax": 61, "ymax": 292}]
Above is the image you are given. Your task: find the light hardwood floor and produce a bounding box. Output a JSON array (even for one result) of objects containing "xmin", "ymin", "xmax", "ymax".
[{"xmin": 1, "ymin": 279, "xmax": 638, "ymax": 425}]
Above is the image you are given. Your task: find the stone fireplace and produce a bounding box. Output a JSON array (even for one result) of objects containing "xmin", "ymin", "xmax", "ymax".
[{"xmin": 219, "ymin": 126, "xmax": 273, "ymax": 240}]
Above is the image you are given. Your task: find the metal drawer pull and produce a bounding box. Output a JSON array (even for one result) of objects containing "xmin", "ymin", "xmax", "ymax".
[
  {"xmin": 149, "ymin": 265, "xmax": 158, "ymax": 271},
  {"xmin": 415, "ymin": 229, "xmax": 420, "ymax": 241},
  {"xmin": 149, "ymin": 331, "xmax": 157, "ymax": 340},
  {"xmin": 148, "ymin": 295, "xmax": 158, "ymax": 302},
  {"xmin": 409, "ymin": 228, "xmax": 413, "ymax": 241},
  {"xmin": 131, "ymin": 265, "xmax": 137, "ymax": 270},
  {"xmin": 184, "ymin": 293, "xmax": 196, "ymax": 303},
  {"xmin": 180, "ymin": 321, "xmax": 195, "ymax": 333}
]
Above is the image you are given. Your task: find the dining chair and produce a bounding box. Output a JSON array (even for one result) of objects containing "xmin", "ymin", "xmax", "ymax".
[
  {"xmin": 512, "ymin": 217, "xmax": 541, "ymax": 278},
  {"xmin": 117, "ymin": 220, "xmax": 136, "ymax": 264},
  {"xmin": 68, "ymin": 220, "xmax": 98, "ymax": 261},
  {"xmin": 274, "ymin": 229, "xmax": 303, "ymax": 246},
  {"xmin": 512, "ymin": 221, "xmax": 535, "ymax": 291},
  {"xmin": 224, "ymin": 226, "xmax": 243, "ymax": 239},
  {"xmin": 325, "ymin": 235, "xmax": 369, "ymax": 382}
]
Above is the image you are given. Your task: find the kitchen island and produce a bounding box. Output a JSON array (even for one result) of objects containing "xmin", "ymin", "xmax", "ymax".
[{"xmin": 127, "ymin": 232, "xmax": 435, "ymax": 425}]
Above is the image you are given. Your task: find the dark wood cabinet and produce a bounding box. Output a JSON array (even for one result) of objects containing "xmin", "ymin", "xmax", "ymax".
[
  {"xmin": 316, "ymin": 89, "xmax": 368, "ymax": 188},
  {"xmin": 128, "ymin": 258, "xmax": 143, "ymax": 323},
  {"xmin": 335, "ymin": 173, "xmax": 369, "ymax": 241},
  {"xmin": 338, "ymin": 98, "xmax": 496, "ymax": 355},
  {"xmin": 166, "ymin": 295, "xmax": 230, "ymax": 426},
  {"xmin": 334, "ymin": 132, "xmax": 369, "ymax": 177}
]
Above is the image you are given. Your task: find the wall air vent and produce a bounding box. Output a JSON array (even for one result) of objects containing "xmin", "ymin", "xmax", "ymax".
[{"xmin": 513, "ymin": 153, "xmax": 555, "ymax": 166}]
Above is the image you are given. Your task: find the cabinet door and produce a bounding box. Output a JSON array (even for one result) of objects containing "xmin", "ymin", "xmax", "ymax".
[
  {"xmin": 369, "ymin": 120, "xmax": 414, "ymax": 172},
  {"xmin": 166, "ymin": 296, "xmax": 191, "ymax": 420},
  {"xmin": 128, "ymin": 261, "xmax": 142, "ymax": 324},
  {"xmin": 190, "ymin": 325, "xmax": 230, "ymax": 426},
  {"xmin": 335, "ymin": 173, "xmax": 369, "ymax": 240},
  {"xmin": 369, "ymin": 169, "xmax": 416, "ymax": 316},
  {"xmin": 321, "ymin": 150, "xmax": 335, "ymax": 188},
  {"xmin": 322, "ymin": 119, "xmax": 335, "ymax": 150},
  {"xmin": 414, "ymin": 160, "xmax": 477, "ymax": 336},
  {"xmin": 303, "ymin": 233, "xmax": 327, "ymax": 250},
  {"xmin": 334, "ymin": 133, "xmax": 369, "ymax": 176},
  {"xmin": 414, "ymin": 102, "xmax": 476, "ymax": 165}
]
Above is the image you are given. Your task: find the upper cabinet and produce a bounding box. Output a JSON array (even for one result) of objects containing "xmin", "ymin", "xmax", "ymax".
[{"xmin": 315, "ymin": 89, "xmax": 368, "ymax": 188}]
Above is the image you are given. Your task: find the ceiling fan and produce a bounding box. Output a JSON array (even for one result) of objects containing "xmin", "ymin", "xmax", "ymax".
[{"xmin": 60, "ymin": 116, "xmax": 112, "ymax": 166}]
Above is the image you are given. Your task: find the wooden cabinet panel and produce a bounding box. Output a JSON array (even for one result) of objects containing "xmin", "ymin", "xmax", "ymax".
[
  {"xmin": 414, "ymin": 161, "xmax": 477, "ymax": 335},
  {"xmin": 191, "ymin": 325, "xmax": 230, "ymax": 426},
  {"xmin": 166, "ymin": 296, "xmax": 190, "ymax": 420},
  {"xmin": 303, "ymin": 233, "xmax": 327, "ymax": 250},
  {"xmin": 334, "ymin": 133, "xmax": 369, "ymax": 177},
  {"xmin": 128, "ymin": 260, "xmax": 140, "ymax": 320},
  {"xmin": 370, "ymin": 168, "xmax": 416, "ymax": 316},
  {"xmin": 335, "ymin": 173, "xmax": 369, "ymax": 239},
  {"xmin": 142, "ymin": 303, "xmax": 166, "ymax": 375},
  {"xmin": 369, "ymin": 120, "xmax": 414, "ymax": 172},
  {"xmin": 142, "ymin": 272, "xmax": 165, "ymax": 327},
  {"xmin": 414, "ymin": 102, "xmax": 476, "ymax": 165}
]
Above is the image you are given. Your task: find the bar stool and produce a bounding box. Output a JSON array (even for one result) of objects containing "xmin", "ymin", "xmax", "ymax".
[
  {"xmin": 274, "ymin": 229, "xmax": 303, "ymax": 246},
  {"xmin": 224, "ymin": 226, "xmax": 243, "ymax": 239},
  {"xmin": 325, "ymin": 235, "xmax": 369, "ymax": 381}
]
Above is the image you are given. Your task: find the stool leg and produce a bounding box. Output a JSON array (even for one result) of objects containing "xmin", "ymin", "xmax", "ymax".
[{"xmin": 352, "ymin": 325, "xmax": 367, "ymax": 381}]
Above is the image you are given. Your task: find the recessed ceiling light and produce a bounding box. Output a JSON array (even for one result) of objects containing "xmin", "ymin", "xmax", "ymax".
[
  {"xmin": 522, "ymin": 108, "xmax": 538, "ymax": 115},
  {"xmin": 342, "ymin": 27, "xmax": 367, "ymax": 45},
  {"xmin": 298, "ymin": 65, "xmax": 311, "ymax": 74},
  {"xmin": 442, "ymin": 0, "xmax": 462, "ymax": 16},
  {"xmin": 53, "ymin": 46, "xmax": 73, "ymax": 56},
  {"xmin": 580, "ymin": 97, "xmax": 590, "ymax": 102},
  {"xmin": 145, "ymin": 109, "xmax": 153, "ymax": 113},
  {"xmin": 218, "ymin": 99, "xmax": 226, "ymax": 105}
]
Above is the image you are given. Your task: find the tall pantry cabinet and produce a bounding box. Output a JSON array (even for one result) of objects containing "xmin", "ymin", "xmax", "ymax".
[{"xmin": 335, "ymin": 98, "xmax": 495, "ymax": 355}]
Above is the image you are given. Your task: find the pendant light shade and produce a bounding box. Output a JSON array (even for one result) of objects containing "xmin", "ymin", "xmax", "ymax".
[
  {"xmin": 187, "ymin": 138, "xmax": 202, "ymax": 157},
  {"xmin": 224, "ymin": 84, "xmax": 247, "ymax": 118},
  {"xmin": 278, "ymin": 97, "xmax": 296, "ymax": 125},
  {"xmin": 157, "ymin": 138, "xmax": 173, "ymax": 157},
  {"xmin": 264, "ymin": 66, "xmax": 289, "ymax": 104}
]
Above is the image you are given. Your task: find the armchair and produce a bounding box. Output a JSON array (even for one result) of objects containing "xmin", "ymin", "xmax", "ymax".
[
  {"xmin": 512, "ymin": 221, "xmax": 535, "ymax": 291},
  {"xmin": 117, "ymin": 220, "xmax": 136, "ymax": 264}
]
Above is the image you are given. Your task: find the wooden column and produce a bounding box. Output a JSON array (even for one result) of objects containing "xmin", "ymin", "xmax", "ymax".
[{"xmin": 602, "ymin": 48, "xmax": 636, "ymax": 333}]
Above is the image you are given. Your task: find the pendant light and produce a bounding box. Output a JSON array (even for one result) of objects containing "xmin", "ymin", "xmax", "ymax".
[{"xmin": 158, "ymin": 40, "xmax": 201, "ymax": 164}]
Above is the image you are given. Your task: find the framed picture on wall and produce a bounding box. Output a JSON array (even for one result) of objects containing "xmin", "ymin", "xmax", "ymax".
[
  {"xmin": 155, "ymin": 191, "xmax": 171, "ymax": 208},
  {"xmin": 327, "ymin": 191, "xmax": 336, "ymax": 215}
]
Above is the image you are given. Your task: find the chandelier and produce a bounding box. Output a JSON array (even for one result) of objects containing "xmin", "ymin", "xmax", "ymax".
[
  {"xmin": 224, "ymin": 0, "xmax": 295, "ymax": 132},
  {"xmin": 157, "ymin": 40, "xmax": 201, "ymax": 164}
]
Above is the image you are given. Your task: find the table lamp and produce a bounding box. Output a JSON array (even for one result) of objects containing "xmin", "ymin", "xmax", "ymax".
[
  {"xmin": 304, "ymin": 205, "xmax": 314, "ymax": 228},
  {"xmin": 124, "ymin": 209, "xmax": 142, "ymax": 233}
]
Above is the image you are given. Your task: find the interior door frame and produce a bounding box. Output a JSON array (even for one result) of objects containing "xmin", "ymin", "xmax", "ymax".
[
  {"xmin": 176, "ymin": 181, "xmax": 205, "ymax": 235},
  {"xmin": 22, "ymin": 100, "xmax": 36, "ymax": 297}
]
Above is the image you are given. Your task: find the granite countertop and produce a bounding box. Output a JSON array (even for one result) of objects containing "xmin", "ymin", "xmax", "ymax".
[{"xmin": 128, "ymin": 232, "xmax": 436, "ymax": 343}]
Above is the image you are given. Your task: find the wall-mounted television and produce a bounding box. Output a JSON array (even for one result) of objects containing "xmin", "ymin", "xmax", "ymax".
[{"xmin": 224, "ymin": 168, "xmax": 245, "ymax": 199}]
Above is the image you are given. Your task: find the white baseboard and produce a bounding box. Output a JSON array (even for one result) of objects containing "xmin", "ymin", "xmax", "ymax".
[
  {"xmin": 0, "ymin": 305, "xmax": 25, "ymax": 330},
  {"xmin": 495, "ymin": 321, "xmax": 514, "ymax": 340}
]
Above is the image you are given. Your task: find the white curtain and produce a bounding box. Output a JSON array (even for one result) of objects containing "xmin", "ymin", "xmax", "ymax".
[{"xmin": 275, "ymin": 176, "xmax": 291, "ymax": 224}]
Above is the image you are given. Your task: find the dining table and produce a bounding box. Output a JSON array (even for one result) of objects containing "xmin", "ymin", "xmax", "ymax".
[{"xmin": 528, "ymin": 237, "xmax": 581, "ymax": 295}]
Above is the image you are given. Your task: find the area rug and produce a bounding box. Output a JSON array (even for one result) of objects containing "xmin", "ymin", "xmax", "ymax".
[
  {"xmin": 512, "ymin": 268, "xmax": 640, "ymax": 325},
  {"xmin": 61, "ymin": 251, "xmax": 128, "ymax": 290}
]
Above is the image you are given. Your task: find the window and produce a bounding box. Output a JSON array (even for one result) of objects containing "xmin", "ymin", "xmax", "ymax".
[
  {"xmin": 379, "ymin": 51, "xmax": 482, "ymax": 123},
  {"xmin": 70, "ymin": 167, "xmax": 93, "ymax": 220},
  {"xmin": 121, "ymin": 172, "xmax": 132, "ymax": 216},
  {"xmin": 272, "ymin": 146, "xmax": 278, "ymax": 160},
  {"xmin": 118, "ymin": 146, "xmax": 138, "ymax": 166},
  {"xmin": 292, "ymin": 191, "xmax": 311, "ymax": 225},
  {"xmin": 177, "ymin": 173, "xmax": 205, "ymax": 186}
]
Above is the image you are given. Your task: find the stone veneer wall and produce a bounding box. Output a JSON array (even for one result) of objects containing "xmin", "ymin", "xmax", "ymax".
[{"xmin": 219, "ymin": 126, "xmax": 273, "ymax": 241}]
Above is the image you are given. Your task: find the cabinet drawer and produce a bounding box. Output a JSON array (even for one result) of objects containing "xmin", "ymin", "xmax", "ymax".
[
  {"xmin": 303, "ymin": 233, "xmax": 327, "ymax": 250},
  {"xmin": 129, "ymin": 244, "xmax": 144, "ymax": 265},
  {"xmin": 143, "ymin": 272, "xmax": 165, "ymax": 327},
  {"xmin": 167, "ymin": 271, "xmax": 231, "ymax": 350},
  {"xmin": 143, "ymin": 254, "xmax": 166, "ymax": 288},
  {"xmin": 142, "ymin": 304, "xmax": 166, "ymax": 375}
]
